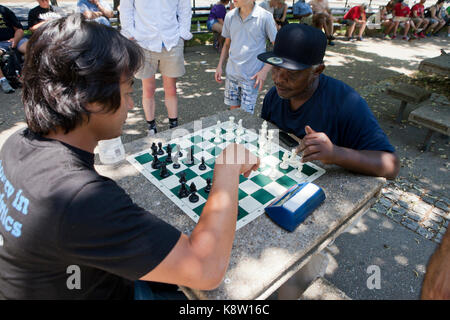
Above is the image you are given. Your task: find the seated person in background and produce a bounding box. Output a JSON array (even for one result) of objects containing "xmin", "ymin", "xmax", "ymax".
[
  {"xmin": 0, "ymin": 14, "xmax": 260, "ymax": 300},
  {"xmin": 385, "ymin": 0, "xmax": 396, "ymax": 14},
  {"xmin": 410, "ymin": 0, "xmax": 429, "ymax": 38},
  {"xmin": 342, "ymin": 3, "xmax": 367, "ymax": 41},
  {"xmin": 207, "ymin": 0, "xmax": 230, "ymax": 50},
  {"xmin": 424, "ymin": 0, "xmax": 446, "ymax": 36},
  {"xmin": 378, "ymin": 5, "xmax": 395, "ymax": 39},
  {"xmin": 292, "ymin": 0, "xmax": 313, "ymax": 22},
  {"xmin": 28, "ymin": 0, "xmax": 63, "ymax": 32},
  {"xmin": 258, "ymin": 24, "xmax": 399, "ymax": 180},
  {"xmin": 445, "ymin": 5, "xmax": 450, "ymax": 37},
  {"xmin": 0, "ymin": 5, "xmax": 28, "ymax": 94},
  {"xmin": 309, "ymin": 0, "xmax": 335, "ymax": 45},
  {"xmin": 383, "ymin": 0, "xmax": 413, "ymax": 40},
  {"xmin": 77, "ymin": 0, "xmax": 113, "ymax": 26},
  {"xmin": 273, "ymin": 0, "xmax": 288, "ymax": 30}
]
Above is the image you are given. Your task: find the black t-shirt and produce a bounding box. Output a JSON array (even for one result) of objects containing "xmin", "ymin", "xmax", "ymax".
[
  {"xmin": 0, "ymin": 129, "xmax": 181, "ymax": 299},
  {"xmin": 0, "ymin": 6, "xmax": 23, "ymax": 42},
  {"xmin": 28, "ymin": 5, "xmax": 56, "ymax": 29},
  {"xmin": 261, "ymin": 74, "xmax": 395, "ymax": 153}
]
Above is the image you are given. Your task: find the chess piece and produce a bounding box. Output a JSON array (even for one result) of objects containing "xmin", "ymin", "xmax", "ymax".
[
  {"xmin": 179, "ymin": 172, "xmax": 187, "ymax": 184},
  {"xmin": 189, "ymin": 183, "xmax": 199, "ymax": 203},
  {"xmin": 229, "ymin": 116, "xmax": 235, "ymax": 128},
  {"xmin": 151, "ymin": 155, "xmax": 162, "ymax": 169},
  {"xmin": 204, "ymin": 177, "xmax": 212, "ymax": 193},
  {"xmin": 295, "ymin": 162, "xmax": 304, "ymax": 177},
  {"xmin": 268, "ymin": 166, "xmax": 277, "ymax": 179},
  {"xmin": 185, "ymin": 147, "xmax": 194, "ymax": 165},
  {"xmin": 166, "ymin": 144, "xmax": 172, "ymax": 154},
  {"xmin": 159, "ymin": 162, "xmax": 170, "ymax": 178},
  {"xmin": 236, "ymin": 119, "xmax": 244, "ymax": 136},
  {"xmin": 157, "ymin": 142, "xmax": 164, "ymax": 155},
  {"xmin": 178, "ymin": 181, "xmax": 189, "ymax": 198},
  {"xmin": 151, "ymin": 142, "xmax": 158, "ymax": 156},
  {"xmin": 279, "ymin": 152, "xmax": 290, "ymax": 170},
  {"xmin": 289, "ymin": 148, "xmax": 298, "ymax": 167},
  {"xmin": 214, "ymin": 128, "xmax": 221, "ymax": 143},
  {"xmin": 172, "ymin": 154, "xmax": 180, "ymax": 169},
  {"xmin": 165, "ymin": 148, "xmax": 173, "ymax": 164},
  {"xmin": 199, "ymin": 156, "xmax": 207, "ymax": 171},
  {"xmin": 175, "ymin": 144, "xmax": 182, "ymax": 157}
]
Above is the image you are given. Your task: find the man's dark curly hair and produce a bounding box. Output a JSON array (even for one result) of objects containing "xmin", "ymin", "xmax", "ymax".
[{"xmin": 22, "ymin": 14, "xmax": 143, "ymax": 135}]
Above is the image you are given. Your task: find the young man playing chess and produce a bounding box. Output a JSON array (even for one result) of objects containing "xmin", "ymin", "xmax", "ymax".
[
  {"xmin": 0, "ymin": 14, "xmax": 259, "ymax": 299},
  {"xmin": 258, "ymin": 24, "xmax": 399, "ymax": 180}
]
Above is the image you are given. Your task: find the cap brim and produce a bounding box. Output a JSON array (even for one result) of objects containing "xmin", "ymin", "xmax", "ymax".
[{"xmin": 257, "ymin": 52, "xmax": 312, "ymax": 71}]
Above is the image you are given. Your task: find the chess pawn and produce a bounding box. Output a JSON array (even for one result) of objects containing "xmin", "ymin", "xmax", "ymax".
[
  {"xmin": 295, "ymin": 162, "xmax": 305, "ymax": 177},
  {"xmin": 157, "ymin": 142, "xmax": 164, "ymax": 155},
  {"xmin": 159, "ymin": 162, "xmax": 170, "ymax": 178},
  {"xmin": 151, "ymin": 155, "xmax": 162, "ymax": 169},
  {"xmin": 178, "ymin": 181, "xmax": 189, "ymax": 198},
  {"xmin": 214, "ymin": 128, "xmax": 221, "ymax": 143},
  {"xmin": 229, "ymin": 116, "xmax": 235, "ymax": 128},
  {"xmin": 279, "ymin": 152, "xmax": 290, "ymax": 170},
  {"xmin": 199, "ymin": 156, "xmax": 207, "ymax": 171},
  {"xmin": 151, "ymin": 142, "xmax": 158, "ymax": 156},
  {"xmin": 204, "ymin": 177, "xmax": 212, "ymax": 193},
  {"xmin": 189, "ymin": 183, "xmax": 199, "ymax": 203}
]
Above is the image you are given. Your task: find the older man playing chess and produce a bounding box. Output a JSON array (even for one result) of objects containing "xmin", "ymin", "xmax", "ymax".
[{"xmin": 258, "ymin": 24, "xmax": 399, "ymax": 179}]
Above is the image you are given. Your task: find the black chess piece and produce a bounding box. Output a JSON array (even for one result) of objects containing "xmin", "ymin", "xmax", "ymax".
[
  {"xmin": 190, "ymin": 146, "xmax": 195, "ymax": 164},
  {"xmin": 159, "ymin": 162, "xmax": 169, "ymax": 178},
  {"xmin": 204, "ymin": 177, "xmax": 212, "ymax": 193},
  {"xmin": 166, "ymin": 144, "xmax": 172, "ymax": 154},
  {"xmin": 178, "ymin": 182, "xmax": 189, "ymax": 198},
  {"xmin": 157, "ymin": 142, "xmax": 164, "ymax": 155},
  {"xmin": 199, "ymin": 156, "xmax": 206, "ymax": 171},
  {"xmin": 151, "ymin": 155, "xmax": 162, "ymax": 169},
  {"xmin": 151, "ymin": 142, "xmax": 158, "ymax": 156},
  {"xmin": 166, "ymin": 149, "xmax": 173, "ymax": 164},
  {"xmin": 179, "ymin": 172, "xmax": 187, "ymax": 184},
  {"xmin": 189, "ymin": 182, "xmax": 199, "ymax": 203}
]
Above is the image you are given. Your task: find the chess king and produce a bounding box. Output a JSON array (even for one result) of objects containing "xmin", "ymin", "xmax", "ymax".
[
  {"xmin": 258, "ymin": 24, "xmax": 399, "ymax": 179},
  {"xmin": 0, "ymin": 14, "xmax": 260, "ymax": 299}
]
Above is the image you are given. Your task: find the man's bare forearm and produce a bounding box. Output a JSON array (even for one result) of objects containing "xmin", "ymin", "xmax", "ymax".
[{"xmin": 332, "ymin": 147, "xmax": 400, "ymax": 179}]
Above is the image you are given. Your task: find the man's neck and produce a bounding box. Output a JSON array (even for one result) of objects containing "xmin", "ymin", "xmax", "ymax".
[
  {"xmin": 288, "ymin": 77, "xmax": 320, "ymax": 112},
  {"xmin": 239, "ymin": 2, "xmax": 255, "ymax": 20},
  {"xmin": 44, "ymin": 128, "xmax": 99, "ymax": 154}
]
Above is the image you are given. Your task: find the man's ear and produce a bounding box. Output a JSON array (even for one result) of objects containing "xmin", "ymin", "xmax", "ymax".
[
  {"xmin": 85, "ymin": 102, "xmax": 104, "ymax": 113},
  {"xmin": 314, "ymin": 64, "xmax": 325, "ymax": 76}
]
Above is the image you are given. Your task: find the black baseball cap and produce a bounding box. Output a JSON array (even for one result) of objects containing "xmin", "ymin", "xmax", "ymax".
[{"xmin": 257, "ymin": 24, "xmax": 327, "ymax": 71}]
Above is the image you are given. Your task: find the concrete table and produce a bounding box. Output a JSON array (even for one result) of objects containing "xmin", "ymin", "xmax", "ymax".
[
  {"xmin": 418, "ymin": 54, "xmax": 450, "ymax": 77},
  {"xmin": 95, "ymin": 109, "xmax": 385, "ymax": 300}
]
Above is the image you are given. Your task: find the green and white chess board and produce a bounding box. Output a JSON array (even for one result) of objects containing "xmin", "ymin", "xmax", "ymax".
[{"xmin": 127, "ymin": 120, "xmax": 325, "ymax": 230}]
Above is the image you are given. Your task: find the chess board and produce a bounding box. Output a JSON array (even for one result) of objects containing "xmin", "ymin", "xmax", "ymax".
[{"xmin": 127, "ymin": 120, "xmax": 325, "ymax": 230}]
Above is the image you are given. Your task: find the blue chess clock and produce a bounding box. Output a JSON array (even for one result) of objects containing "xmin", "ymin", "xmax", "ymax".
[{"xmin": 265, "ymin": 182, "xmax": 325, "ymax": 232}]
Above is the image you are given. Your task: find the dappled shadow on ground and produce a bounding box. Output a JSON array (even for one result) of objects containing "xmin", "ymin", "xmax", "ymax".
[{"xmin": 324, "ymin": 209, "xmax": 438, "ymax": 300}]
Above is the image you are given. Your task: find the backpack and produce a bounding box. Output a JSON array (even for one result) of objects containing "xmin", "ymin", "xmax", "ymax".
[{"xmin": 0, "ymin": 48, "xmax": 23, "ymax": 89}]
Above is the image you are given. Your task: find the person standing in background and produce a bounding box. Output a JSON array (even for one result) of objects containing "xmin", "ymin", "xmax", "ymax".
[{"xmin": 120, "ymin": 0, "xmax": 192, "ymax": 135}]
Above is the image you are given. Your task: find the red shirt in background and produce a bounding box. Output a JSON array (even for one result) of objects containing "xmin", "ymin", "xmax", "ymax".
[
  {"xmin": 344, "ymin": 6, "xmax": 365, "ymax": 20},
  {"xmin": 394, "ymin": 2, "xmax": 411, "ymax": 17},
  {"xmin": 410, "ymin": 3, "xmax": 424, "ymax": 17}
]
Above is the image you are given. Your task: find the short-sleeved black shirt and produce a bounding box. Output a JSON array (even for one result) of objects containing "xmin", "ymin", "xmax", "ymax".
[
  {"xmin": 27, "ymin": 5, "xmax": 55, "ymax": 29},
  {"xmin": 0, "ymin": 6, "xmax": 23, "ymax": 42},
  {"xmin": 0, "ymin": 129, "xmax": 181, "ymax": 299}
]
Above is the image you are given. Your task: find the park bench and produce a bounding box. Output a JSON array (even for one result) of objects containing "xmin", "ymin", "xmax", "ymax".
[
  {"xmin": 408, "ymin": 94, "xmax": 450, "ymax": 151},
  {"xmin": 386, "ymin": 84, "xmax": 431, "ymax": 124}
]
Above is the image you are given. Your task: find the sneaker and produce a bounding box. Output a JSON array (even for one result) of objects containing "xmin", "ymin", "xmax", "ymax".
[
  {"xmin": 356, "ymin": 36, "xmax": 363, "ymax": 41},
  {"xmin": 346, "ymin": 36, "xmax": 354, "ymax": 41},
  {"xmin": 0, "ymin": 79, "xmax": 14, "ymax": 94},
  {"xmin": 419, "ymin": 32, "xmax": 425, "ymax": 38},
  {"xmin": 412, "ymin": 33, "xmax": 419, "ymax": 39},
  {"xmin": 169, "ymin": 119, "xmax": 178, "ymax": 129},
  {"xmin": 402, "ymin": 36, "xmax": 409, "ymax": 41},
  {"xmin": 328, "ymin": 40, "xmax": 335, "ymax": 46},
  {"xmin": 328, "ymin": 35, "xmax": 336, "ymax": 40},
  {"xmin": 391, "ymin": 34, "xmax": 397, "ymax": 39},
  {"xmin": 382, "ymin": 34, "xmax": 391, "ymax": 39}
]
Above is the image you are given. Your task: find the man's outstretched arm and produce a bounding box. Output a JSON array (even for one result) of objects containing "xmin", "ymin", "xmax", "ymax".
[{"xmin": 299, "ymin": 126, "xmax": 400, "ymax": 179}]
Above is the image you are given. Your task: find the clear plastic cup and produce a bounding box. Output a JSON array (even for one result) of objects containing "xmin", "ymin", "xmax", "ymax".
[{"xmin": 97, "ymin": 137, "xmax": 125, "ymax": 164}]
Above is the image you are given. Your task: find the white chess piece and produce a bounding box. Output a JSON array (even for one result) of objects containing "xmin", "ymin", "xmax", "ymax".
[
  {"xmin": 268, "ymin": 165, "xmax": 277, "ymax": 179},
  {"xmin": 266, "ymin": 129, "xmax": 274, "ymax": 153},
  {"xmin": 214, "ymin": 129, "xmax": 221, "ymax": 143},
  {"xmin": 295, "ymin": 162, "xmax": 304, "ymax": 177},
  {"xmin": 262, "ymin": 120, "xmax": 268, "ymax": 130},
  {"xmin": 289, "ymin": 148, "xmax": 298, "ymax": 168},
  {"xmin": 229, "ymin": 116, "xmax": 235, "ymax": 128},
  {"xmin": 279, "ymin": 152, "xmax": 290, "ymax": 170},
  {"xmin": 236, "ymin": 119, "xmax": 244, "ymax": 136}
]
